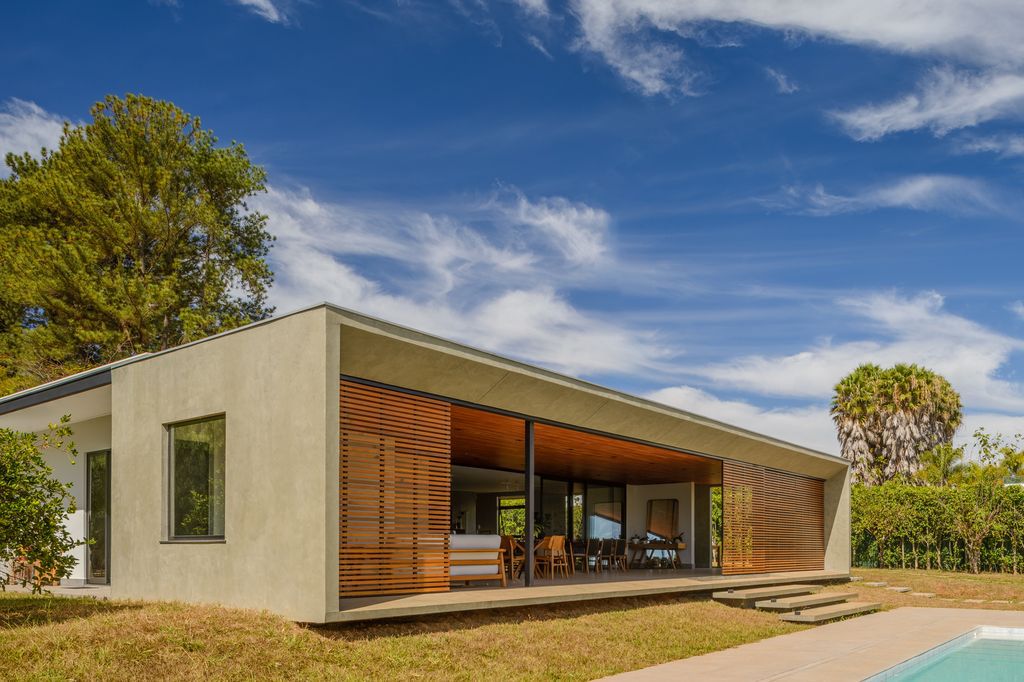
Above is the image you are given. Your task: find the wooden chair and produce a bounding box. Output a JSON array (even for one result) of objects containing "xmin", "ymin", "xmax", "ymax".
[
  {"xmin": 613, "ymin": 538, "xmax": 629, "ymax": 571},
  {"xmin": 500, "ymin": 535, "xmax": 525, "ymax": 579},
  {"xmin": 596, "ymin": 538, "xmax": 615, "ymax": 573},
  {"xmin": 534, "ymin": 535, "xmax": 569, "ymax": 579},
  {"xmin": 577, "ymin": 538, "xmax": 601, "ymax": 574},
  {"xmin": 570, "ymin": 539, "xmax": 586, "ymax": 574}
]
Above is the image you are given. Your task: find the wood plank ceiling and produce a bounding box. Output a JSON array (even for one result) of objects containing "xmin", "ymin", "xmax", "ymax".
[{"xmin": 450, "ymin": 404, "xmax": 722, "ymax": 485}]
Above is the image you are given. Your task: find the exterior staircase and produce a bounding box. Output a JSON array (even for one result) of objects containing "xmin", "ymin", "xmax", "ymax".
[{"xmin": 712, "ymin": 583, "xmax": 880, "ymax": 624}]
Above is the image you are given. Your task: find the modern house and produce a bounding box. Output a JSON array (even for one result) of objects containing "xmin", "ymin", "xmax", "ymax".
[{"xmin": 0, "ymin": 303, "xmax": 850, "ymax": 623}]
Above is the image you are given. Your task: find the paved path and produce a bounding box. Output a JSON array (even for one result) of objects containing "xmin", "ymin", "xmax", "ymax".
[{"xmin": 603, "ymin": 607, "xmax": 1024, "ymax": 681}]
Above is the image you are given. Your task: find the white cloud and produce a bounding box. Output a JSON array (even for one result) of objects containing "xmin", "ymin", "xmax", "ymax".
[
  {"xmin": 233, "ymin": 0, "xmax": 286, "ymax": 23},
  {"xmin": 648, "ymin": 385, "xmax": 837, "ymax": 453},
  {"xmin": 513, "ymin": 0, "xmax": 549, "ymax": 17},
  {"xmin": 0, "ymin": 99, "xmax": 67, "ymax": 176},
  {"xmin": 569, "ymin": 1, "xmax": 1024, "ymax": 97},
  {"xmin": 256, "ymin": 185, "xmax": 669, "ymax": 376},
  {"xmin": 958, "ymin": 133, "xmax": 1024, "ymax": 157},
  {"xmin": 500, "ymin": 188, "xmax": 610, "ymax": 265},
  {"xmin": 526, "ymin": 34, "xmax": 554, "ymax": 59},
  {"xmin": 686, "ymin": 291, "xmax": 1024, "ymax": 413},
  {"xmin": 1010, "ymin": 301, "xmax": 1024, "ymax": 320},
  {"xmin": 832, "ymin": 68, "xmax": 1024, "ymax": 141},
  {"xmin": 764, "ymin": 66, "xmax": 798, "ymax": 94},
  {"xmin": 780, "ymin": 175, "xmax": 1000, "ymax": 216}
]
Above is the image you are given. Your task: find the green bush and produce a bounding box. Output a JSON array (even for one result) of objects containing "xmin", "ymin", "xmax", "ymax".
[{"xmin": 852, "ymin": 482, "xmax": 1024, "ymax": 573}]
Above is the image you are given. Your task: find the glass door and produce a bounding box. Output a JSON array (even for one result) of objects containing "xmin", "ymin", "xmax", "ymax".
[{"xmin": 86, "ymin": 450, "xmax": 110, "ymax": 584}]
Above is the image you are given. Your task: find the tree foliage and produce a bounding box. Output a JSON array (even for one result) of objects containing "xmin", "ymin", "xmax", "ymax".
[
  {"xmin": 0, "ymin": 94, "xmax": 274, "ymax": 394},
  {"xmin": 831, "ymin": 363, "xmax": 962, "ymax": 484},
  {"xmin": 0, "ymin": 416, "xmax": 82, "ymax": 591}
]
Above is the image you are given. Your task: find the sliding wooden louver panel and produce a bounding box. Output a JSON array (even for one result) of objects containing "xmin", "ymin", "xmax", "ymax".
[
  {"xmin": 721, "ymin": 461, "xmax": 766, "ymax": 575},
  {"xmin": 763, "ymin": 468, "xmax": 824, "ymax": 573},
  {"xmin": 339, "ymin": 380, "xmax": 452, "ymax": 597},
  {"xmin": 721, "ymin": 461, "xmax": 824, "ymax": 575}
]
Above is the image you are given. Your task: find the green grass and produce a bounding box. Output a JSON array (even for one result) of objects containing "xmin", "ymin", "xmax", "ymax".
[{"xmin": 0, "ymin": 591, "xmax": 804, "ymax": 680}]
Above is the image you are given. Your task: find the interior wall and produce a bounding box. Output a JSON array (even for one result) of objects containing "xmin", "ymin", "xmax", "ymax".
[{"xmin": 625, "ymin": 482, "xmax": 694, "ymax": 567}]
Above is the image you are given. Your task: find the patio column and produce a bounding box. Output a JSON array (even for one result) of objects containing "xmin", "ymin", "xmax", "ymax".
[{"xmin": 524, "ymin": 419, "xmax": 535, "ymax": 587}]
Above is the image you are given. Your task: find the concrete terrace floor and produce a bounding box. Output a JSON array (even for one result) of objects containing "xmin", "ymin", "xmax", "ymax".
[
  {"xmin": 605, "ymin": 606, "xmax": 1024, "ymax": 681},
  {"xmin": 331, "ymin": 568, "xmax": 847, "ymax": 622}
]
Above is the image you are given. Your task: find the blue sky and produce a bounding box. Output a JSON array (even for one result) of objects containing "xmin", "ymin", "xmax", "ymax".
[{"xmin": 4, "ymin": 0, "xmax": 1024, "ymax": 453}]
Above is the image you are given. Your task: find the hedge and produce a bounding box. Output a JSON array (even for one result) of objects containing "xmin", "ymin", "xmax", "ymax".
[{"xmin": 851, "ymin": 482, "xmax": 1024, "ymax": 574}]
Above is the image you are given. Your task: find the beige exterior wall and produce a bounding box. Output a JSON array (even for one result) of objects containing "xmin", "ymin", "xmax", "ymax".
[{"xmin": 110, "ymin": 307, "xmax": 334, "ymax": 622}]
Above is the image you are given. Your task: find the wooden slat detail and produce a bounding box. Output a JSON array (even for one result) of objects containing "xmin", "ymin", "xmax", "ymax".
[
  {"xmin": 340, "ymin": 380, "xmax": 452, "ymax": 598},
  {"xmin": 722, "ymin": 461, "xmax": 824, "ymax": 575}
]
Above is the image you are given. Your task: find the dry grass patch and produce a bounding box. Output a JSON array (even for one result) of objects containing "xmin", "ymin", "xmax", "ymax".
[
  {"xmin": 823, "ymin": 569, "xmax": 1024, "ymax": 611},
  {"xmin": 0, "ymin": 592, "xmax": 804, "ymax": 681}
]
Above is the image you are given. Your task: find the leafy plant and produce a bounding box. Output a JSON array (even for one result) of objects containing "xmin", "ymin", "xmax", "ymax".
[{"xmin": 0, "ymin": 416, "xmax": 83, "ymax": 591}]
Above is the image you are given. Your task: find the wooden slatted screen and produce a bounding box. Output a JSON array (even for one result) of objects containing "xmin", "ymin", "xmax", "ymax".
[
  {"xmin": 339, "ymin": 380, "xmax": 452, "ymax": 597},
  {"xmin": 722, "ymin": 461, "xmax": 765, "ymax": 574},
  {"xmin": 722, "ymin": 461, "xmax": 824, "ymax": 575}
]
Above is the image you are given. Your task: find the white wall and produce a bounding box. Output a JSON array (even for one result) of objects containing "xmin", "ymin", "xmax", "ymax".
[
  {"xmin": 626, "ymin": 482, "xmax": 694, "ymax": 566},
  {"xmin": 40, "ymin": 416, "xmax": 111, "ymax": 584}
]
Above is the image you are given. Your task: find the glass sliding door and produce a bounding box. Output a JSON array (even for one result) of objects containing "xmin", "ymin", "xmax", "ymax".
[
  {"xmin": 86, "ymin": 450, "xmax": 111, "ymax": 584},
  {"xmin": 586, "ymin": 484, "xmax": 625, "ymax": 540},
  {"xmin": 539, "ymin": 478, "xmax": 569, "ymax": 537}
]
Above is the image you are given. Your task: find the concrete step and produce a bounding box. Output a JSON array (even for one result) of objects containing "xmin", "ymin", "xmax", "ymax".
[
  {"xmin": 779, "ymin": 601, "xmax": 881, "ymax": 624},
  {"xmin": 713, "ymin": 584, "xmax": 821, "ymax": 607},
  {"xmin": 755, "ymin": 591, "xmax": 858, "ymax": 612},
  {"xmin": 886, "ymin": 586, "xmax": 911, "ymax": 593}
]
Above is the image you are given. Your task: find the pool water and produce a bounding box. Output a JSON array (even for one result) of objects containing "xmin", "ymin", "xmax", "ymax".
[{"xmin": 868, "ymin": 627, "xmax": 1024, "ymax": 681}]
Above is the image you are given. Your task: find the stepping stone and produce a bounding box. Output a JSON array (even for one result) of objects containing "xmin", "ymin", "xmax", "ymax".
[
  {"xmin": 991, "ymin": 600, "xmax": 1011, "ymax": 604},
  {"xmin": 863, "ymin": 582, "xmax": 887, "ymax": 587},
  {"xmin": 713, "ymin": 584, "xmax": 821, "ymax": 608},
  {"xmin": 940, "ymin": 598, "xmax": 958, "ymax": 602},
  {"xmin": 909, "ymin": 592, "xmax": 936, "ymax": 598},
  {"xmin": 849, "ymin": 576, "xmax": 863, "ymax": 582},
  {"xmin": 886, "ymin": 586, "xmax": 911, "ymax": 593},
  {"xmin": 963, "ymin": 599, "xmax": 987, "ymax": 603},
  {"xmin": 780, "ymin": 601, "xmax": 881, "ymax": 624},
  {"xmin": 756, "ymin": 591, "xmax": 858, "ymax": 612}
]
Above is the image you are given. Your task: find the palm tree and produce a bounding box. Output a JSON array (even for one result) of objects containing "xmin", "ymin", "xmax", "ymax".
[
  {"xmin": 831, "ymin": 363, "xmax": 962, "ymax": 484},
  {"xmin": 917, "ymin": 443, "xmax": 965, "ymax": 486}
]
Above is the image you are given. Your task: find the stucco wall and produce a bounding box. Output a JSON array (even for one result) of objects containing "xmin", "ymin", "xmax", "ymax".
[
  {"xmin": 823, "ymin": 467, "xmax": 851, "ymax": 572},
  {"xmin": 110, "ymin": 307, "xmax": 332, "ymax": 622}
]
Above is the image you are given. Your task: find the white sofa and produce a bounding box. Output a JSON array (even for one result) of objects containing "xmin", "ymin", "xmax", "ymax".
[{"xmin": 450, "ymin": 534, "xmax": 506, "ymax": 586}]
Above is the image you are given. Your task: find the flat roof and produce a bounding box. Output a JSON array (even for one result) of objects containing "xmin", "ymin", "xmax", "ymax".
[{"xmin": 0, "ymin": 302, "xmax": 846, "ymax": 467}]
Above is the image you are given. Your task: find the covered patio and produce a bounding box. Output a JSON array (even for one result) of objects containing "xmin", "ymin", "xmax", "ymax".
[{"xmin": 337, "ymin": 376, "xmax": 832, "ymax": 616}]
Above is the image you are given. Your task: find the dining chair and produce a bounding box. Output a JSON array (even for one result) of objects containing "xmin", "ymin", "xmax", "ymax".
[
  {"xmin": 597, "ymin": 538, "xmax": 615, "ymax": 573},
  {"xmin": 500, "ymin": 535, "xmax": 525, "ymax": 579},
  {"xmin": 534, "ymin": 535, "xmax": 569, "ymax": 579}
]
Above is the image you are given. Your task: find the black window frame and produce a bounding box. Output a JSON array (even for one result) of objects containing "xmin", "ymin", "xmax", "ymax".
[{"xmin": 167, "ymin": 414, "xmax": 226, "ymax": 542}]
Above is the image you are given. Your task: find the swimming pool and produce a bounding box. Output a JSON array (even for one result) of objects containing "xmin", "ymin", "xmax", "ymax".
[{"xmin": 866, "ymin": 626, "xmax": 1024, "ymax": 681}]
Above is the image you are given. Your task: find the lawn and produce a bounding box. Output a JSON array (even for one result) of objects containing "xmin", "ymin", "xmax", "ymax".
[
  {"xmin": 8, "ymin": 570, "xmax": 1024, "ymax": 680},
  {"xmin": 838, "ymin": 568, "xmax": 1024, "ymax": 610},
  {"xmin": 0, "ymin": 591, "xmax": 803, "ymax": 681}
]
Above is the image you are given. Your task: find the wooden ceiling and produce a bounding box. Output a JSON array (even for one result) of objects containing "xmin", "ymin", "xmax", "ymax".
[{"xmin": 450, "ymin": 404, "xmax": 722, "ymax": 485}]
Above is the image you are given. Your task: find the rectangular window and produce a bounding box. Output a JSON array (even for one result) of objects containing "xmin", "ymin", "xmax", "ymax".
[{"xmin": 169, "ymin": 416, "xmax": 225, "ymax": 539}]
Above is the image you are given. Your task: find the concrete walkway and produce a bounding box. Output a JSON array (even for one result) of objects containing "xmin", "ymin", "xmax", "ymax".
[{"xmin": 604, "ymin": 607, "xmax": 1024, "ymax": 681}]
